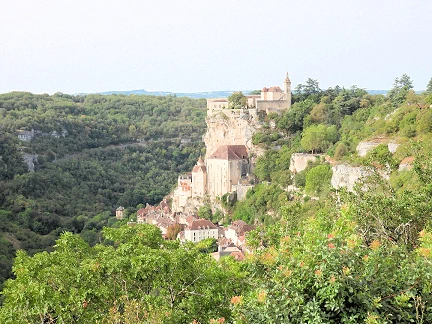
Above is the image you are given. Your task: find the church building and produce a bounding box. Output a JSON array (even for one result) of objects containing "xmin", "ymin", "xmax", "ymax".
[{"xmin": 206, "ymin": 145, "xmax": 249, "ymax": 198}]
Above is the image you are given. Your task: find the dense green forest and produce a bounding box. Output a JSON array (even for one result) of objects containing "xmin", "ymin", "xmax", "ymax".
[
  {"xmin": 0, "ymin": 92, "xmax": 206, "ymax": 293},
  {"xmin": 2, "ymin": 76, "xmax": 432, "ymax": 323}
]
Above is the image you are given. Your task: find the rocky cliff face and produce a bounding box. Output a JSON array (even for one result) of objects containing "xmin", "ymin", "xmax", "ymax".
[
  {"xmin": 331, "ymin": 164, "xmax": 371, "ymax": 192},
  {"xmin": 203, "ymin": 111, "xmax": 264, "ymax": 159}
]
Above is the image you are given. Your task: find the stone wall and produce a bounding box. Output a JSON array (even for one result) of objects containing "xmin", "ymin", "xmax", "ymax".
[
  {"xmin": 206, "ymin": 158, "xmax": 248, "ymax": 198},
  {"xmin": 256, "ymin": 100, "xmax": 289, "ymax": 114},
  {"xmin": 232, "ymin": 184, "xmax": 254, "ymax": 201}
]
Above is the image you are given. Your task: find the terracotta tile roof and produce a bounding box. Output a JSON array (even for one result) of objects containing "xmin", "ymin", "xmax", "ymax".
[
  {"xmin": 230, "ymin": 220, "xmax": 255, "ymax": 236},
  {"xmin": 186, "ymin": 215, "xmax": 198, "ymax": 225},
  {"xmin": 156, "ymin": 217, "xmax": 174, "ymax": 228},
  {"xmin": 197, "ymin": 156, "xmax": 205, "ymax": 166},
  {"xmin": 159, "ymin": 199, "xmax": 170, "ymax": 210},
  {"xmin": 218, "ymin": 237, "xmax": 232, "ymax": 247},
  {"xmin": 230, "ymin": 251, "xmax": 245, "ymax": 261},
  {"xmin": 137, "ymin": 208, "xmax": 147, "ymax": 217},
  {"xmin": 209, "ymin": 145, "xmax": 248, "ymax": 160},
  {"xmin": 262, "ymin": 86, "xmax": 282, "ymax": 92},
  {"xmin": 192, "ymin": 165, "xmax": 207, "ymax": 172},
  {"xmin": 268, "ymin": 86, "xmax": 282, "ymax": 92},
  {"xmin": 187, "ymin": 219, "xmax": 218, "ymax": 230}
]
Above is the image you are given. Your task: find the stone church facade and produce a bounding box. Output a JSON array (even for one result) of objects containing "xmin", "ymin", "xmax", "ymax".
[{"xmin": 206, "ymin": 145, "xmax": 249, "ymax": 198}]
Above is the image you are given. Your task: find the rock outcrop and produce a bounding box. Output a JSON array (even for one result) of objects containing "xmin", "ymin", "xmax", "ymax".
[
  {"xmin": 399, "ymin": 156, "xmax": 414, "ymax": 171},
  {"xmin": 289, "ymin": 153, "xmax": 324, "ymax": 173},
  {"xmin": 356, "ymin": 139, "xmax": 399, "ymax": 157},
  {"xmin": 22, "ymin": 154, "xmax": 38, "ymax": 172},
  {"xmin": 331, "ymin": 164, "xmax": 371, "ymax": 192}
]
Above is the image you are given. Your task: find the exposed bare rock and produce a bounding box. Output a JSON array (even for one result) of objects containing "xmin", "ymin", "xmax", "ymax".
[
  {"xmin": 399, "ymin": 156, "xmax": 414, "ymax": 171},
  {"xmin": 289, "ymin": 153, "xmax": 324, "ymax": 173},
  {"xmin": 387, "ymin": 141, "xmax": 400, "ymax": 154},
  {"xmin": 203, "ymin": 110, "xmax": 264, "ymax": 159},
  {"xmin": 331, "ymin": 164, "xmax": 371, "ymax": 192},
  {"xmin": 356, "ymin": 139, "xmax": 399, "ymax": 157},
  {"xmin": 22, "ymin": 154, "xmax": 38, "ymax": 172}
]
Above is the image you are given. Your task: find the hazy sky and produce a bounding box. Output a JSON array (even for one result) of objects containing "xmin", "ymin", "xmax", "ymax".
[{"xmin": 1, "ymin": 0, "xmax": 431, "ymax": 94}]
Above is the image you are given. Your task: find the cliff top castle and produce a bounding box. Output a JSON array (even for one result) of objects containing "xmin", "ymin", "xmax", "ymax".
[{"xmin": 206, "ymin": 72, "xmax": 291, "ymax": 115}]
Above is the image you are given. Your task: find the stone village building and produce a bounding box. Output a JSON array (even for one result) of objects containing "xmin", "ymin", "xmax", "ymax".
[
  {"xmin": 182, "ymin": 218, "xmax": 219, "ymax": 243},
  {"xmin": 172, "ymin": 145, "xmax": 250, "ymax": 210}
]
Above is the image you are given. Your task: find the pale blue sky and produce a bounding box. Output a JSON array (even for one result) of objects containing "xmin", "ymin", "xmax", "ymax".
[{"xmin": 1, "ymin": 0, "xmax": 431, "ymax": 94}]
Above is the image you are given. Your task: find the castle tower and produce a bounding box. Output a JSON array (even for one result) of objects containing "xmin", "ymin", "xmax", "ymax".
[
  {"xmin": 191, "ymin": 156, "xmax": 207, "ymax": 197},
  {"xmin": 284, "ymin": 72, "xmax": 292, "ymax": 110}
]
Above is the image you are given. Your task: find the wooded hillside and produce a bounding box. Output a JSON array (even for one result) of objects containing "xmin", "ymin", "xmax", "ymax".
[{"xmin": 0, "ymin": 92, "xmax": 206, "ymax": 293}]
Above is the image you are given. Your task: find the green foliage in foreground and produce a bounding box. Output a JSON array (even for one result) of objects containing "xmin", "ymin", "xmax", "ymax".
[
  {"xmin": 2, "ymin": 149, "xmax": 432, "ymax": 322},
  {"xmin": 0, "ymin": 225, "xmax": 245, "ymax": 323},
  {"xmin": 304, "ymin": 164, "xmax": 333, "ymax": 196},
  {"xmin": 2, "ymin": 204, "xmax": 432, "ymax": 323},
  {"xmin": 233, "ymin": 210, "xmax": 432, "ymax": 323}
]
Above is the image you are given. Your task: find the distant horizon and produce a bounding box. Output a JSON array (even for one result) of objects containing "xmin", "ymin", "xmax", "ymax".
[{"xmin": 0, "ymin": 88, "xmax": 392, "ymax": 98}]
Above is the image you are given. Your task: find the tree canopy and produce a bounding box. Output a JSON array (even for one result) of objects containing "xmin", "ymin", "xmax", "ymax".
[
  {"xmin": 0, "ymin": 225, "xmax": 245, "ymax": 323},
  {"xmin": 228, "ymin": 92, "xmax": 247, "ymax": 109},
  {"xmin": 301, "ymin": 124, "xmax": 338, "ymax": 153}
]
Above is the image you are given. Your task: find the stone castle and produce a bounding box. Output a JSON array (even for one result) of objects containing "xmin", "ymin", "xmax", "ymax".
[{"xmin": 172, "ymin": 73, "xmax": 292, "ymax": 211}]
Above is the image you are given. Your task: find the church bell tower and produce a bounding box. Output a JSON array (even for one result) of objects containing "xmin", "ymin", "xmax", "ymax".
[{"xmin": 284, "ymin": 72, "xmax": 292, "ymax": 110}]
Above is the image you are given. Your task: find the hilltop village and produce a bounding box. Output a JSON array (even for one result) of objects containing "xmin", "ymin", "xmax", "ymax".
[
  {"xmin": 117, "ymin": 73, "xmax": 421, "ymax": 260},
  {"xmin": 119, "ymin": 73, "xmax": 293, "ymax": 258}
]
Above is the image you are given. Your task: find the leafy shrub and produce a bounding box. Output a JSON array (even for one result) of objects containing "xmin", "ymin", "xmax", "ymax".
[
  {"xmin": 333, "ymin": 142, "xmax": 348, "ymax": 160},
  {"xmin": 305, "ymin": 164, "xmax": 333, "ymax": 196}
]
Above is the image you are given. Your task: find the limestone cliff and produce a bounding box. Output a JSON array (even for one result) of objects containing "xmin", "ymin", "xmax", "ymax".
[
  {"xmin": 356, "ymin": 139, "xmax": 399, "ymax": 157},
  {"xmin": 289, "ymin": 153, "xmax": 324, "ymax": 173},
  {"xmin": 203, "ymin": 110, "xmax": 263, "ymax": 159},
  {"xmin": 331, "ymin": 164, "xmax": 371, "ymax": 192}
]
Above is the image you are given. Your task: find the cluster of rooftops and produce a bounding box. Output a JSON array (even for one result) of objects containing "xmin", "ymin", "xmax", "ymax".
[{"xmin": 116, "ymin": 200, "xmax": 256, "ymax": 260}]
